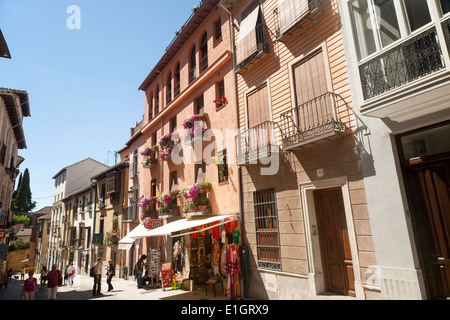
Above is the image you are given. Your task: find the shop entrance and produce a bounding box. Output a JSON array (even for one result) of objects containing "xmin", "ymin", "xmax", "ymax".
[
  {"xmin": 314, "ymin": 187, "xmax": 355, "ymax": 297},
  {"xmin": 398, "ymin": 122, "xmax": 450, "ymax": 300}
]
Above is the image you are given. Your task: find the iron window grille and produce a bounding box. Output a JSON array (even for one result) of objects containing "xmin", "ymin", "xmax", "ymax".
[{"xmin": 253, "ymin": 189, "xmax": 282, "ymax": 271}]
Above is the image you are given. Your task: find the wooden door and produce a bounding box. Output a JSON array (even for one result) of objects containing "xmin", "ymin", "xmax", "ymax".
[
  {"xmin": 314, "ymin": 188, "xmax": 355, "ymax": 296},
  {"xmin": 404, "ymin": 157, "xmax": 450, "ymax": 299}
]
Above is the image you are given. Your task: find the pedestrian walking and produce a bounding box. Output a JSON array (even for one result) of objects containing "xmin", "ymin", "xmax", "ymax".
[
  {"xmin": 136, "ymin": 255, "xmax": 147, "ymax": 289},
  {"xmin": 64, "ymin": 265, "xmax": 69, "ymax": 285},
  {"xmin": 40, "ymin": 266, "xmax": 47, "ymax": 286},
  {"xmin": 93, "ymin": 258, "xmax": 102, "ymax": 296},
  {"xmin": 42, "ymin": 265, "xmax": 61, "ymax": 300},
  {"xmin": 106, "ymin": 259, "xmax": 114, "ymax": 292},
  {"xmin": 20, "ymin": 266, "xmax": 25, "ymax": 280},
  {"xmin": 67, "ymin": 264, "xmax": 75, "ymax": 287},
  {"xmin": 21, "ymin": 270, "xmax": 41, "ymax": 300}
]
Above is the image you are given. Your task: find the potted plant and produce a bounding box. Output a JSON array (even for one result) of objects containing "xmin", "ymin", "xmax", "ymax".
[
  {"xmin": 159, "ymin": 132, "xmax": 178, "ymax": 160},
  {"xmin": 213, "ymin": 96, "xmax": 226, "ymax": 108},
  {"xmin": 194, "ymin": 193, "xmax": 209, "ymax": 210}
]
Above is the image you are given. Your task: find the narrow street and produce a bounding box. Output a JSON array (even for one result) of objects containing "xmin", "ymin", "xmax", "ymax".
[{"xmin": 0, "ymin": 273, "xmax": 228, "ymax": 301}]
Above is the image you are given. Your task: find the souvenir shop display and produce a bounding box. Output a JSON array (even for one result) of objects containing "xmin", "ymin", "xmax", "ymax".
[
  {"xmin": 169, "ymin": 216, "xmax": 242, "ymax": 299},
  {"xmin": 146, "ymin": 249, "xmax": 161, "ymax": 288}
]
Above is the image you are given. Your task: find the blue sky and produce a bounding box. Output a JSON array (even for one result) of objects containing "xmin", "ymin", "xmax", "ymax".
[{"xmin": 0, "ymin": 0, "xmax": 200, "ymax": 210}]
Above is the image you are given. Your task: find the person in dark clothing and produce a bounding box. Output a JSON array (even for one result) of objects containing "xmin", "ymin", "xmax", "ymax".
[
  {"xmin": 136, "ymin": 255, "xmax": 147, "ymax": 289},
  {"xmin": 106, "ymin": 259, "xmax": 115, "ymax": 292}
]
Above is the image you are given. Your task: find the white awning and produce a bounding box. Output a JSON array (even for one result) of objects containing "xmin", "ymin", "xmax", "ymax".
[
  {"xmin": 118, "ymin": 229, "xmax": 138, "ymax": 250},
  {"xmin": 128, "ymin": 214, "xmax": 238, "ymax": 239}
]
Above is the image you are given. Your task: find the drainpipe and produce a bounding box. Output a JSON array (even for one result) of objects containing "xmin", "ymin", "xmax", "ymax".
[{"xmin": 221, "ymin": 0, "xmax": 247, "ymax": 298}]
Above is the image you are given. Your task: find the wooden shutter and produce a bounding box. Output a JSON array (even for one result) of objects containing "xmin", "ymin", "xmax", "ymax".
[
  {"xmin": 278, "ymin": 0, "xmax": 309, "ymax": 35},
  {"xmin": 247, "ymin": 83, "xmax": 270, "ymax": 129},
  {"xmin": 292, "ymin": 50, "xmax": 331, "ymax": 130},
  {"xmin": 236, "ymin": 0, "xmax": 260, "ymax": 65}
]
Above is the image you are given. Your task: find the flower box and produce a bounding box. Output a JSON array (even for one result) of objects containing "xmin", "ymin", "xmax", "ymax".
[
  {"xmin": 159, "ymin": 133, "xmax": 178, "ymax": 161},
  {"xmin": 214, "ymin": 96, "xmax": 226, "ymax": 108}
]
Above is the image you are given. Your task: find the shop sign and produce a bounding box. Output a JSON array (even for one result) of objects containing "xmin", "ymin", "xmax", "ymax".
[{"xmin": 144, "ymin": 219, "xmax": 163, "ymax": 230}]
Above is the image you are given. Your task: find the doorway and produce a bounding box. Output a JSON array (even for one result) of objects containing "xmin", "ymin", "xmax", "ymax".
[
  {"xmin": 403, "ymin": 157, "xmax": 450, "ymax": 299},
  {"xmin": 398, "ymin": 122, "xmax": 450, "ymax": 299},
  {"xmin": 314, "ymin": 187, "xmax": 356, "ymax": 296}
]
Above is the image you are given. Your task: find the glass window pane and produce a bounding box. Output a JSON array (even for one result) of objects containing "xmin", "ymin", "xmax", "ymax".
[
  {"xmin": 404, "ymin": 0, "xmax": 431, "ymax": 32},
  {"xmin": 440, "ymin": 0, "xmax": 450, "ymax": 15},
  {"xmin": 376, "ymin": 0, "xmax": 400, "ymax": 47},
  {"xmin": 350, "ymin": 0, "xmax": 377, "ymax": 59}
]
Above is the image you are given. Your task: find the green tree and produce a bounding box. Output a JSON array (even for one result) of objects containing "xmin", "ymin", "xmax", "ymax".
[
  {"xmin": 11, "ymin": 168, "xmax": 36, "ymax": 213},
  {"xmin": 11, "ymin": 214, "xmax": 31, "ymax": 227}
]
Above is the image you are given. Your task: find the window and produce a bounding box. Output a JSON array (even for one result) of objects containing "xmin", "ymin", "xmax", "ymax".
[
  {"xmin": 404, "ymin": 0, "xmax": 431, "ymax": 32},
  {"xmin": 189, "ymin": 45, "xmax": 197, "ymax": 83},
  {"xmin": 151, "ymin": 179, "xmax": 157, "ymax": 197},
  {"xmin": 170, "ymin": 115, "xmax": 177, "ymax": 133},
  {"xmin": 170, "ymin": 171, "xmax": 178, "ymax": 191},
  {"xmin": 214, "ymin": 17, "xmax": 222, "ymax": 41},
  {"xmin": 236, "ymin": 0, "xmax": 265, "ymax": 67},
  {"xmin": 195, "ymin": 95, "xmax": 205, "ymax": 114},
  {"xmin": 349, "ymin": 0, "xmax": 400, "ymax": 60},
  {"xmin": 148, "ymin": 93, "xmax": 153, "ymax": 120},
  {"xmin": 131, "ymin": 149, "xmax": 138, "ymax": 176},
  {"xmin": 155, "ymin": 86, "xmax": 160, "ymax": 114},
  {"xmin": 440, "ymin": 0, "xmax": 450, "ymax": 15},
  {"xmin": 166, "ymin": 72, "xmax": 172, "ymax": 105},
  {"xmin": 195, "ymin": 161, "xmax": 206, "ymax": 184},
  {"xmin": 200, "ymin": 33, "xmax": 208, "ymax": 73},
  {"xmin": 216, "ymin": 80, "xmax": 225, "ymax": 108},
  {"xmin": 152, "ymin": 132, "xmax": 157, "ymax": 147},
  {"xmin": 253, "ymin": 189, "xmax": 281, "ymax": 270},
  {"xmin": 217, "ymin": 149, "xmax": 228, "ymax": 183},
  {"xmin": 174, "ymin": 63, "xmax": 181, "ymax": 96}
]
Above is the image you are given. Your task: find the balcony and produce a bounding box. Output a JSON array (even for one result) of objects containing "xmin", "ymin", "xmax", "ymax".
[
  {"xmin": 279, "ymin": 92, "xmax": 347, "ymax": 151},
  {"xmin": 104, "ymin": 232, "xmax": 119, "ymax": 246},
  {"xmin": 181, "ymin": 182, "xmax": 212, "ymax": 216},
  {"xmin": 359, "ymin": 25, "xmax": 446, "ymax": 101},
  {"xmin": 236, "ymin": 120, "xmax": 278, "ymax": 165},
  {"xmin": 182, "ymin": 113, "xmax": 208, "ymax": 146},
  {"xmin": 92, "ymin": 233, "xmax": 104, "ymax": 245},
  {"xmin": 274, "ymin": 0, "xmax": 323, "ymax": 41},
  {"xmin": 156, "ymin": 190, "xmax": 180, "ymax": 218}
]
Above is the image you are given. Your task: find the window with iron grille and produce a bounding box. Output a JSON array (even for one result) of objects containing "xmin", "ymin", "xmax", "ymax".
[{"xmin": 253, "ymin": 189, "xmax": 281, "ymax": 271}]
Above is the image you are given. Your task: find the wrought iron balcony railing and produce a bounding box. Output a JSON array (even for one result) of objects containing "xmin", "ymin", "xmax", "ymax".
[
  {"xmin": 279, "ymin": 92, "xmax": 346, "ymax": 150},
  {"xmin": 92, "ymin": 233, "xmax": 104, "ymax": 245},
  {"xmin": 236, "ymin": 120, "xmax": 278, "ymax": 165},
  {"xmin": 174, "ymin": 82, "xmax": 180, "ymax": 97},
  {"xmin": 359, "ymin": 25, "xmax": 445, "ymax": 101},
  {"xmin": 199, "ymin": 55, "xmax": 208, "ymax": 74},
  {"xmin": 166, "ymin": 89, "xmax": 172, "ymax": 105},
  {"xmin": 189, "ymin": 67, "xmax": 196, "ymax": 84}
]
